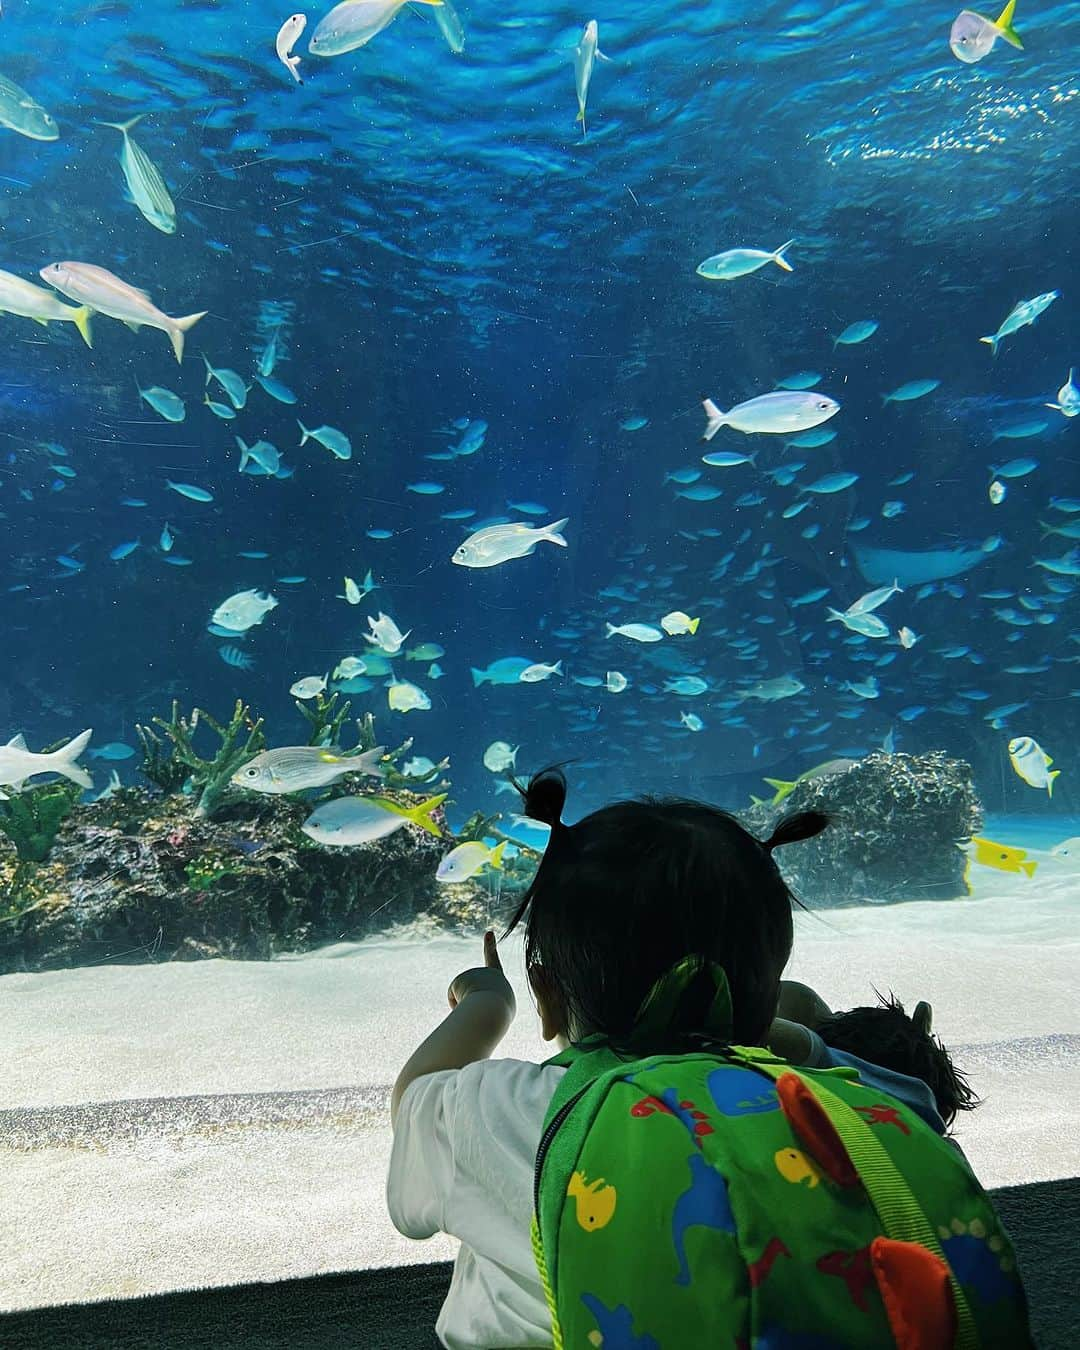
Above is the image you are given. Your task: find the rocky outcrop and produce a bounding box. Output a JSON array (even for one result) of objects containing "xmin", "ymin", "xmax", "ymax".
[{"xmin": 743, "ymin": 751, "xmax": 982, "ymax": 906}]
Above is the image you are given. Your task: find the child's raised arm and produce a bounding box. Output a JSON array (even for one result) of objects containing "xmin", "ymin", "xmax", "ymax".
[{"xmin": 390, "ymin": 931, "xmax": 517, "ymax": 1126}]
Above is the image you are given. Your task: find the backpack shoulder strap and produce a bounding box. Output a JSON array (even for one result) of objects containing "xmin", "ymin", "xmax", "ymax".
[{"xmin": 736, "ymin": 1047, "xmax": 978, "ymax": 1350}]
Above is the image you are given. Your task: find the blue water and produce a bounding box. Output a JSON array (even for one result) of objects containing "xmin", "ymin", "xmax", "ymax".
[{"xmin": 0, "ymin": 0, "xmax": 1077, "ymax": 826}]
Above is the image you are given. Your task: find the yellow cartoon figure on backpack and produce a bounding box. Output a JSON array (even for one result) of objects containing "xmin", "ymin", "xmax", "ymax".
[{"xmin": 568, "ymin": 1170, "xmax": 617, "ymax": 1230}]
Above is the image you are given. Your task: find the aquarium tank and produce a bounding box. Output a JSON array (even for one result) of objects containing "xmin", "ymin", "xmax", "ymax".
[{"xmin": 0, "ymin": 0, "xmax": 1076, "ymax": 1317}]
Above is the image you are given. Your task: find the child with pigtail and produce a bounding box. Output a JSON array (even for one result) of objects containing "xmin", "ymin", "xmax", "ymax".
[{"xmin": 389, "ymin": 768, "xmax": 1028, "ymax": 1350}]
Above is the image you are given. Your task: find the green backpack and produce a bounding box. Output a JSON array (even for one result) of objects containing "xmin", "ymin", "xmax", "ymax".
[{"xmin": 532, "ymin": 961, "xmax": 1031, "ymax": 1349}]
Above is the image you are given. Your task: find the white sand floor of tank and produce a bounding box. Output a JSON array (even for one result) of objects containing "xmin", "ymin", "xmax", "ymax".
[{"xmin": 1, "ymin": 870, "xmax": 1077, "ymax": 1312}]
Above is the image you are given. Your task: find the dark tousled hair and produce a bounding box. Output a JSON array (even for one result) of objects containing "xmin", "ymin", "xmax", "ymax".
[
  {"xmin": 503, "ymin": 767, "xmax": 828, "ymax": 1049},
  {"xmin": 815, "ymin": 994, "xmax": 980, "ymax": 1128}
]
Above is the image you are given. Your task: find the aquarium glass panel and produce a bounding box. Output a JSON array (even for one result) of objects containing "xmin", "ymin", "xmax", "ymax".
[{"xmin": 0, "ymin": 0, "xmax": 1076, "ymax": 1314}]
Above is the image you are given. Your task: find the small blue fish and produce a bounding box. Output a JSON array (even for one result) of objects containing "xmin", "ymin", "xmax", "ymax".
[
  {"xmin": 110, "ymin": 539, "xmax": 140, "ymax": 561},
  {"xmin": 702, "ymin": 450, "xmax": 755, "ymax": 468},
  {"xmin": 991, "ymin": 457, "xmax": 1038, "ymax": 479},
  {"xmin": 833, "ymin": 319, "xmax": 878, "ymax": 348},
  {"xmin": 676, "ymin": 484, "xmax": 724, "ymax": 501},
  {"xmin": 803, "ymin": 471, "xmax": 859, "ymax": 494},
  {"xmin": 367, "ymin": 528, "xmax": 394, "ymax": 539},
  {"xmin": 775, "ymin": 371, "xmax": 821, "ymax": 391},
  {"xmin": 882, "ymin": 379, "xmax": 940, "ymax": 404},
  {"xmin": 407, "ymin": 482, "xmax": 445, "ymax": 495},
  {"xmin": 166, "ymin": 480, "xmax": 214, "ymax": 502},
  {"xmin": 507, "ymin": 500, "xmax": 550, "ymax": 515},
  {"xmin": 255, "ymin": 375, "xmax": 298, "ymax": 404}
]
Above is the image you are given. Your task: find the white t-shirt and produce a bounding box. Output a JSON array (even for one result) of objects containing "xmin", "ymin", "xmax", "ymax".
[
  {"xmin": 387, "ymin": 1058, "xmax": 566, "ymax": 1349},
  {"xmin": 386, "ymin": 1046, "xmax": 946, "ymax": 1349}
]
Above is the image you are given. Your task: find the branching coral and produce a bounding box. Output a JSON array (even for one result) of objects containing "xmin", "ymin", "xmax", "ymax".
[{"xmin": 136, "ymin": 700, "xmax": 266, "ymax": 818}]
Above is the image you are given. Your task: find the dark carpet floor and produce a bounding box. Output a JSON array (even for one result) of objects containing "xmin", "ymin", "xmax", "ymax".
[{"xmin": 1, "ymin": 1177, "xmax": 1075, "ymax": 1348}]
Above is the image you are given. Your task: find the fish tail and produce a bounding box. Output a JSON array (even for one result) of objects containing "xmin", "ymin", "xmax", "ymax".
[
  {"xmin": 47, "ymin": 728, "xmax": 94, "ymax": 789},
  {"xmin": 701, "ymin": 397, "xmax": 726, "ymax": 441},
  {"xmin": 1047, "ymin": 769, "xmax": 1060, "ymax": 799},
  {"xmin": 605, "ymin": 624, "xmax": 618, "ymax": 638},
  {"xmin": 408, "ymin": 793, "xmax": 447, "ymax": 837},
  {"xmin": 771, "ymin": 239, "xmax": 795, "ymax": 272},
  {"xmin": 471, "ymin": 667, "xmax": 486, "ymax": 687},
  {"xmin": 1022, "ymin": 860, "xmax": 1037, "ymax": 878},
  {"xmin": 994, "ymin": 0, "xmax": 1023, "ymax": 46},
  {"xmin": 97, "ymin": 114, "xmax": 146, "ymax": 135},
  {"xmin": 297, "ymin": 418, "xmax": 312, "ymax": 446},
  {"xmin": 170, "ymin": 312, "xmax": 208, "ymax": 364},
  {"xmin": 71, "ymin": 305, "xmax": 94, "ymax": 349},
  {"xmin": 489, "ymin": 840, "xmax": 507, "ymax": 870},
  {"xmin": 687, "ymin": 617, "xmax": 700, "ymax": 634},
  {"xmin": 979, "ymin": 334, "xmax": 1000, "ymax": 357},
  {"xmin": 544, "ymin": 517, "xmax": 570, "ymax": 547}
]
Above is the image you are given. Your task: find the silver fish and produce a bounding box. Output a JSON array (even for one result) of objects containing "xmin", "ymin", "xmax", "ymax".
[
  {"xmin": 40, "ymin": 261, "xmax": 205, "ymax": 363},
  {"xmin": 98, "ymin": 115, "xmax": 176, "ymax": 235},
  {"xmin": 574, "ymin": 20, "xmax": 610, "ymax": 138},
  {"xmin": 0, "ymin": 72, "xmax": 58, "ymax": 141},
  {"xmin": 276, "ymin": 14, "xmax": 307, "ymax": 83},
  {"xmin": 232, "ymin": 744, "xmax": 386, "ymax": 794},
  {"xmin": 950, "ymin": 0, "xmax": 1022, "ymax": 63}
]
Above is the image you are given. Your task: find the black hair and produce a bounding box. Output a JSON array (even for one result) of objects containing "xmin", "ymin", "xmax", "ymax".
[
  {"xmin": 503, "ymin": 767, "xmax": 828, "ymax": 1050},
  {"xmin": 815, "ymin": 993, "xmax": 980, "ymax": 1128}
]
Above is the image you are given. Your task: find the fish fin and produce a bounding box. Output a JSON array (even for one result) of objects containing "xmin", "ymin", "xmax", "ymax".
[
  {"xmin": 596, "ymin": 47, "xmax": 613, "ymax": 61},
  {"xmin": 605, "ymin": 623, "xmax": 618, "ymax": 638},
  {"xmin": 749, "ymin": 794, "xmax": 766, "ymax": 806},
  {"xmin": 1045, "ymin": 402, "xmax": 1065, "ymax": 412},
  {"xmin": 543, "ymin": 517, "xmax": 570, "ymax": 547},
  {"xmin": 688, "ymin": 617, "xmax": 700, "ymax": 634},
  {"xmin": 97, "ymin": 114, "xmax": 146, "ymax": 135},
  {"xmin": 72, "ymin": 305, "xmax": 93, "ymax": 348},
  {"xmin": 7, "ymin": 733, "xmax": 27, "ymax": 749},
  {"xmin": 993, "ymin": 0, "xmax": 1023, "ymax": 46},
  {"xmin": 408, "ymin": 793, "xmax": 447, "ymax": 837},
  {"xmin": 123, "ymin": 320, "xmax": 143, "ymax": 332},
  {"xmin": 318, "ymin": 751, "xmax": 342, "ymax": 763},
  {"xmin": 32, "ymin": 315, "xmax": 49, "ymax": 327},
  {"xmin": 470, "ymin": 667, "xmax": 485, "ymax": 687},
  {"xmin": 701, "ymin": 397, "xmax": 726, "ymax": 441},
  {"xmin": 979, "ymin": 334, "xmax": 1000, "ymax": 356},
  {"xmin": 169, "ymin": 312, "xmax": 208, "ymax": 364},
  {"xmin": 1022, "ymin": 861, "xmax": 1037, "ymax": 878},
  {"xmin": 49, "ymin": 728, "xmax": 94, "ymax": 789},
  {"xmin": 297, "ymin": 418, "xmax": 312, "ymax": 446},
  {"xmin": 771, "ymin": 239, "xmax": 795, "ymax": 272},
  {"xmin": 489, "ymin": 840, "xmax": 507, "ymax": 870},
  {"xmin": 1047, "ymin": 769, "xmax": 1060, "ymax": 798}
]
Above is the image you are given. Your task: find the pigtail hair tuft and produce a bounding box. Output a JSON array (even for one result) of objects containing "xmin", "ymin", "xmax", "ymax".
[
  {"xmin": 515, "ymin": 766, "xmax": 568, "ymax": 828},
  {"xmin": 763, "ymin": 810, "xmax": 829, "ymax": 852}
]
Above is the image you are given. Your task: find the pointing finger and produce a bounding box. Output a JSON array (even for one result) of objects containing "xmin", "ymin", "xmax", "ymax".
[{"xmin": 484, "ymin": 930, "xmax": 502, "ymax": 970}]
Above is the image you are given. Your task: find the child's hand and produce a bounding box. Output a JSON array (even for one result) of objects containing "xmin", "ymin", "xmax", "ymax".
[{"xmin": 447, "ymin": 931, "xmax": 516, "ymax": 1016}]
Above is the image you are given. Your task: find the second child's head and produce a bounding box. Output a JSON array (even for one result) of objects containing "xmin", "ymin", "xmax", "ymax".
[{"xmin": 503, "ymin": 768, "xmax": 827, "ymax": 1050}]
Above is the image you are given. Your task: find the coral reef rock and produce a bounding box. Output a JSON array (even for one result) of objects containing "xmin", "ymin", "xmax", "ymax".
[
  {"xmin": 742, "ymin": 751, "xmax": 982, "ymax": 906},
  {"xmin": 0, "ymin": 786, "xmax": 463, "ymax": 973}
]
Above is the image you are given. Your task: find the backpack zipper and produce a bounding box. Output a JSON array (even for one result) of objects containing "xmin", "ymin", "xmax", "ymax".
[{"xmin": 533, "ymin": 1084, "xmax": 590, "ymax": 1216}]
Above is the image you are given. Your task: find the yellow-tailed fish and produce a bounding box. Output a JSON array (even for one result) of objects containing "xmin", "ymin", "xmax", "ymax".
[
  {"xmin": 0, "ymin": 268, "xmax": 92, "ymax": 347},
  {"xmin": 39, "ymin": 261, "xmax": 205, "ymax": 363},
  {"xmin": 967, "ymin": 836, "xmax": 1037, "ymax": 878}
]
